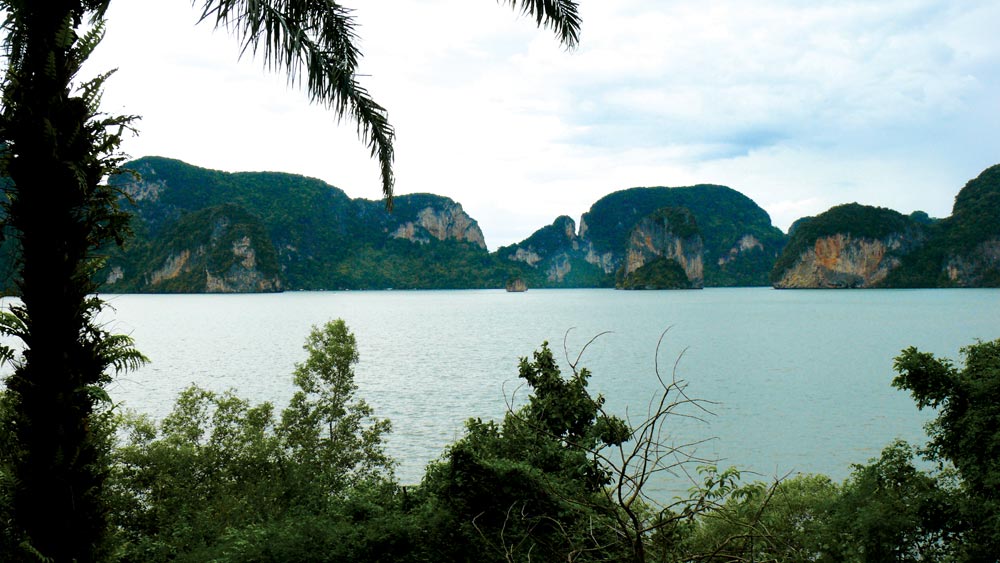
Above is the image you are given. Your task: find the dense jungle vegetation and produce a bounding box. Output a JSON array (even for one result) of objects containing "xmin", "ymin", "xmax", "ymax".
[
  {"xmin": 770, "ymin": 165, "xmax": 1000, "ymax": 288},
  {"xmin": 1, "ymin": 320, "xmax": 995, "ymax": 562},
  {"xmin": 101, "ymin": 157, "xmax": 526, "ymax": 292},
  {"xmin": 883, "ymin": 165, "xmax": 1000, "ymax": 288}
]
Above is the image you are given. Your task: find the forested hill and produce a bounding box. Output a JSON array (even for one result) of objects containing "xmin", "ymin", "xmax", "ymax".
[
  {"xmin": 768, "ymin": 164, "xmax": 1000, "ymax": 288},
  {"xmin": 97, "ymin": 158, "xmax": 794, "ymax": 292},
  {"xmin": 100, "ymin": 157, "xmax": 519, "ymax": 291},
  {"xmin": 583, "ymin": 185, "xmax": 788, "ymax": 286},
  {"xmin": 768, "ymin": 204, "xmax": 929, "ymax": 288},
  {"xmin": 498, "ymin": 185, "xmax": 788, "ymax": 287},
  {"xmin": 18, "ymin": 156, "xmax": 980, "ymax": 293},
  {"xmin": 881, "ymin": 163, "xmax": 1000, "ymax": 287}
]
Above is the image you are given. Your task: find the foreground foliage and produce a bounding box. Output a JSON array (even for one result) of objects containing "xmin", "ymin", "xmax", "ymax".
[
  {"xmin": 108, "ymin": 320, "xmax": 392, "ymax": 561},
  {"xmin": 893, "ymin": 339, "xmax": 1000, "ymax": 560},
  {"xmin": 3, "ymin": 321, "xmax": 997, "ymax": 561}
]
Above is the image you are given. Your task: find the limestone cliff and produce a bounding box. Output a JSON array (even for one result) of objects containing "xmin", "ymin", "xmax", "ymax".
[
  {"xmin": 943, "ymin": 238, "xmax": 1000, "ymax": 286},
  {"xmin": 577, "ymin": 216, "xmax": 617, "ymax": 274},
  {"xmin": 718, "ymin": 234, "xmax": 764, "ymax": 266},
  {"xmin": 390, "ymin": 199, "xmax": 486, "ymax": 249},
  {"xmin": 102, "ymin": 158, "xmax": 513, "ymax": 291},
  {"xmin": 773, "ymin": 233, "xmax": 915, "ymax": 288},
  {"xmin": 101, "ymin": 158, "xmax": 794, "ymax": 291},
  {"xmin": 104, "ymin": 204, "xmax": 283, "ymax": 293},
  {"xmin": 617, "ymin": 207, "xmax": 704, "ymax": 289},
  {"xmin": 497, "ymin": 216, "xmax": 606, "ymax": 285},
  {"xmin": 576, "ymin": 185, "xmax": 786, "ymax": 286},
  {"xmin": 505, "ymin": 278, "xmax": 528, "ymax": 292},
  {"xmin": 771, "ymin": 203, "xmax": 925, "ymax": 289},
  {"xmin": 501, "ymin": 184, "xmax": 785, "ymax": 288},
  {"xmin": 501, "ymin": 215, "xmax": 578, "ymax": 270},
  {"xmin": 903, "ymin": 164, "xmax": 1000, "ymax": 287},
  {"xmin": 204, "ymin": 233, "xmax": 282, "ymax": 293}
]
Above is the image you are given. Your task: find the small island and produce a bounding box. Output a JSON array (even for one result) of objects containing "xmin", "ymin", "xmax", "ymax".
[{"xmin": 505, "ymin": 278, "xmax": 528, "ymax": 292}]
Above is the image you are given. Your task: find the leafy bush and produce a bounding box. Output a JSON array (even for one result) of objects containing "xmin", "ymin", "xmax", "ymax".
[
  {"xmin": 109, "ymin": 320, "xmax": 391, "ymax": 561},
  {"xmin": 893, "ymin": 339, "xmax": 1000, "ymax": 560}
]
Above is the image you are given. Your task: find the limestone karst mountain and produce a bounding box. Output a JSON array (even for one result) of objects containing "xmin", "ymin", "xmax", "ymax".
[{"xmin": 0, "ymin": 156, "xmax": 988, "ymax": 293}]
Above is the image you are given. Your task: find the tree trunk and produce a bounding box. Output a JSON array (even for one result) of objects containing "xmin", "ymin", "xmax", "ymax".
[{"xmin": 3, "ymin": 2, "xmax": 111, "ymax": 560}]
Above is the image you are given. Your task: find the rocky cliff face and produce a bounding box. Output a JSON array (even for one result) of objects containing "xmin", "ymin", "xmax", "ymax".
[
  {"xmin": 581, "ymin": 242, "xmax": 618, "ymax": 274},
  {"xmin": 205, "ymin": 234, "xmax": 282, "ymax": 292},
  {"xmin": 499, "ymin": 216, "xmax": 598, "ymax": 284},
  {"xmin": 928, "ymin": 165, "xmax": 1000, "ymax": 287},
  {"xmin": 502, "ymin": 186, "xmax": 784, "ymax": 288},
  {"xmin": 718, "ymin": 234, "xmax": 764, "ymax": 266},
  {"xmin": 505, "ymin": 278, "xmax": 528, "ymax": 292},
  {"xmin": 390, "ymin": 201, "xmax": 486, "ymax": 249},
  {"xmin": 618, "ymin": 207, "xmax": 704, "ymax": 288},
  {"xmin": 104, "ymin": 204, "xmax": 283, "ymax": 293},
  {"xmin": 148, "ymin": 250, "xmax": 192, "ymax": 286},
  {"xmin": 94, "ymin": 157, "xmax": 1000, "ymax": 292},
  {"xmin": 576, "ymin": 215, "xmax": 617, "ymax": 274},
  {"xmin": 943, "ymin": 238, "xmax": 1000, "ymax": 287},
  {"xmin": 545, "ymin": 254, "xmax": 574, "ymax": 283},
  {"xmin": 142, "ymin": 244, "xmax": 281, "ymax": 293},
  {"xmin": 773, "ymin": 233, "xmax": 917, "ymax": 288},
  {"xmin": 99, "ymin": 159, "xmax": 511, "ymax": 291},
  {"xmin": 509, "ymin": 247, "xmax": 543, "ymax": 266},
  {"xmin": 771, "ymin": 203, "xmax": 931, "ymax": 289},
  {"xmin": 575, "ymin": 185, "xmax": 786, "ymax": 286}
]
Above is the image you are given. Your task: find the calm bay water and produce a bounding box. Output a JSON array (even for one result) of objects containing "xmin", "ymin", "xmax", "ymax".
[{"xmin": 90, "ymin": 288, "xmax": 999, "ymax": 486}]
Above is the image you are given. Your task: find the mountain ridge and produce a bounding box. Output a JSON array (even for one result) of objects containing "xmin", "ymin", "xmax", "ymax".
[
  {"xmin": 0, "ymin": 155, "xmax": 986, "ymax": 293},
  {"xmin": 771, "ymin": 164, "xmax": 1000, "ymax": 288}
]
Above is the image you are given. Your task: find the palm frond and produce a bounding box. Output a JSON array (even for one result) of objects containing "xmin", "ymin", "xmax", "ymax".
[
  {"xmin": 94, "ymin": 333, "xmax": 149, "ymax": 374},
  {"xmin": 198, "ymin": 0, "xmax": 395, "ymax": 205},
  {"xmin": 0, "ymin": 309, "xmax": 26, "ymax": 339},
  {"xmin": 499, "ymin": 0, "xmax": 582, "ymax": 48},
  {"xmin": 195, "ymin": 0, "xmax": 580, "ymax": 208},
  {"xmin": 0, "ymin": 344, "xmax": 17, "ymax": 369}
]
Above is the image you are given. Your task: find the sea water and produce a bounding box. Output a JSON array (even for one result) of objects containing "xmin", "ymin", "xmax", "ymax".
[{"xmin": 91, "ymin": 288, "xmax": 1000, "ymax": 487}]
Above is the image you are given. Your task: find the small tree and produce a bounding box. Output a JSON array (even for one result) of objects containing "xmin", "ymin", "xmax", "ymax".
[
  {"xmin": 416, "ymin": 341, "xmax": 630, "ymax": 562},
  {"xmin": 280, "ymin": 319, "xmax": 393, "ymax": 491},
  {"xmin": 110, "ymin": 319, "xmax": 392, "ymax": 560},
  {"xmin": 829, "ymin": 440, "xmax": 958, "ymax": 563},
  {"xmin": 558, "ymin": 330, "xmax": 721, "ymax": 563},
  {"xmin": 892, "ymin": 339, "xmax": 1000, "ymax": 561},
  {"xmin": 680, "ymin": 472, "xmax": 838, "ymax": 563},
  {"xmin": 420, "ymin": 331, "xmax": 732, "ymax": 563}
]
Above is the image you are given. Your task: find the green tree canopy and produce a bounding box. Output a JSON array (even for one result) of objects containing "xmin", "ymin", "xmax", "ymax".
[{"xmin": 893, "ymin": 339, "xmax": 1000, "ymax": 560}]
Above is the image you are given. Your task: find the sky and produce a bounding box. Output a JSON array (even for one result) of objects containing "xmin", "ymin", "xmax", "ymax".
[{"xmin": 86, "ymin": 0, "xmax": 1000, "ymax": 249}]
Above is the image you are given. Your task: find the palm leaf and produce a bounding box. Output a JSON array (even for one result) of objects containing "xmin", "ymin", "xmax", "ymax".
[
  {"xmin": 95, "ymin": 333, "xmax": 149, "ymax": 374},
  {"xmin": 197, "ymin": 0, "xmax": 396, "ymax": 206},
  {"xmin": 196, "ymin": 0, "xmax": 581, "ymax": 209},
  {"xmin": 500, "ymin": 0, "xmax": 582, "ymax": 48}
]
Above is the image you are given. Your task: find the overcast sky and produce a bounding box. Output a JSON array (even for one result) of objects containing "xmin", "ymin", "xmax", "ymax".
[{"xmin": 86, "ymin": 0, "xmax": 1000, "ymax": 249}]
